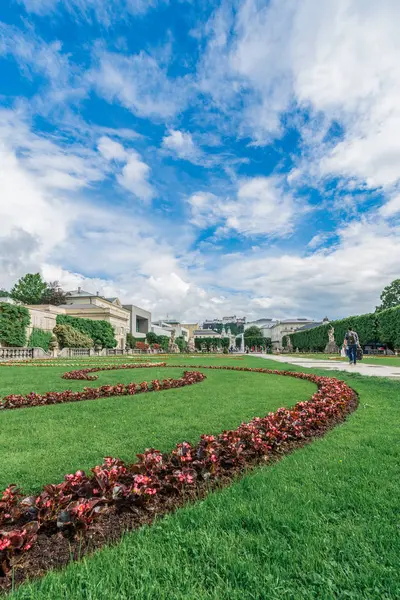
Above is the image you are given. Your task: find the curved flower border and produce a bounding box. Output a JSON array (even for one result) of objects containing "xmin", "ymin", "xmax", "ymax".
[
  {"xmin": 0, "ymin": 365, "xmax": 358, "ymax": 588},
  {"xmin": 0, "ymin": 364, "xmax": 206, "ymax": 411}
]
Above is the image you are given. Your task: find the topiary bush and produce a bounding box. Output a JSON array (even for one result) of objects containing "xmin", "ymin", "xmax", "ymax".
[
  {"xmin": 0, "ymin": 303, "xmax": 30, "ymax": 347},
  {"xmin": 28, "ymin": 328, "xmax": 52, "ymax": 351},
  {"xmin": 53, "ymin": 324, "xmax": 93, "ymax": 349},
  {"xmin": 56, "ymin": 315, "xmax": 117, "ymax": 348}
]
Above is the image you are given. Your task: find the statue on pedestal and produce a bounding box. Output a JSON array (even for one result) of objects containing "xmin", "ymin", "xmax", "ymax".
[
  {"xmin": 284, "ymin": 335, "xmax": 293, "ymax": 353},
  {"xmin": 324, "ymin": 325, "xmax": 339, "ymax": 354},
  {"xmin": 188, "ymin": 337, "xmax": 196, "ymax": 353},
  {"xmin": 168, "ymin": 329, "xmax": 180, "ymax": 354}
]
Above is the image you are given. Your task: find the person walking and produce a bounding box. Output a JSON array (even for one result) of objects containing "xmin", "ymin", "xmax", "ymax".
[{"xmin": 344, "ymin": 326, "xmax": 360, "ymax": 365}]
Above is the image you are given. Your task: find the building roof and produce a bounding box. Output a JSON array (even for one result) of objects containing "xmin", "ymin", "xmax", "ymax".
[
  {"xmin": 279, "ymin": 318, "xmax": 314, "ymax": 324},
  {"xmin": 59, "ymin": 303, "xmax": 105, "ymax": 310},
  {"xmin": 296, "ymin": 322, "xmax": 323, "ymax": 332},
  {"xmin": 194, "ymin": 329, "xmax": 220, "ymax": 336},
  {"xmin": 67, "ymin": 289, "xmax": 94, "ymax": 297}
]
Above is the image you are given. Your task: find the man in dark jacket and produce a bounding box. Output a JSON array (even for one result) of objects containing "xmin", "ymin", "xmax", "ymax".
[{"xmin": 345, "ymin": 327, "xmax": 360, "ymax": 365}]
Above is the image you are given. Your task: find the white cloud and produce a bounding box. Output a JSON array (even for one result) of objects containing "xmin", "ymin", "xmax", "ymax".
[
  {"xmin": 97, "ymin": 136, "xmax": 155, "ymax": 201},
  {"xmin": 92, "ymin": 50, "xmax": 190, "ymax": 119},
  {"xmin": 18, "ymin": 0, "xmax": 166, "ymax": 22},
  {"xmin": 200, "ymin": 0, "xmax": 400, "ymax": 192},
  {"xmin": 380, "ymin": 194, "xmax": 400, "ymax": 218},
  {"xmin": 97, "ymin": 136, "xmax": 127, "ymax": 161},
  {"xmin": 116, "ymin": 151, "xmax": 155, "ymax": 202},
  {"xmin": 189, "ymin": 176, "xmax": 296, "ymax": 237},
  {"xmin": 162, "ymin": 130, "xmax": 200, "ymax": 162},
  {"xmin": 307, "ymin": 233, "xmax": 330, "ymax": 250}
]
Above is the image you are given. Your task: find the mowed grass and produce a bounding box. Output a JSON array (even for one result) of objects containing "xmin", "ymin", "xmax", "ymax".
[
  {"xmin": 0, "ymin": 356, "xmax": 314, "ymax": 492},
  {"xmin": 3, "ymin": 357, "xmax": 400, "ymax": 599}
]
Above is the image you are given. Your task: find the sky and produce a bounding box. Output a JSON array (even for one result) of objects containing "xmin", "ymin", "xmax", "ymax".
[{"xmin": 0, "ymin": 0, "xmax": 399, "ymax": 323}]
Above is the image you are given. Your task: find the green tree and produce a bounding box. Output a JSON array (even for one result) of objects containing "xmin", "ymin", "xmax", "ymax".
[
  {"xmin": 10, "ymin": 273, "xmax": 47, "ymax": 305},
  {"xmin": 0, "ymin": 289, "xmax": 9, "ymax": 298},
  {"xmin": 126, "ymin": 333, "xmax": 136, "ymax": 349},
  {"xmin": 41, "ymin": 281, "xmax": 68, "ymax": 306},
  {"xmin": 376, "ymin": 279, "xmax": 400, "ymax": 312},
  {"xmin": 244, "ymin": 326, "xmax": 267, "ymax": 348},
  {"xmin": 146, "ymin": 332, "xmax": 159, "ymax": 345}
]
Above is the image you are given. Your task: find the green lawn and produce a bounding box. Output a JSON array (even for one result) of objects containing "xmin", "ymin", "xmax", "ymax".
[
  {"xmin": 285, "ymin": 353, "xmax": 400, "ymax": 367},
  {"xmin": 0, "ymin": 356, "xmax": 314, "ymax": 492},
  {"xmin": 2, "ymin": 356, "xmax": 399, "ymax": 599}
]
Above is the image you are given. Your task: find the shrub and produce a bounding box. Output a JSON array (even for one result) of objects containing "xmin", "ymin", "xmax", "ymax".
[
  {"xmin": 126, "ymin": 333, "xmax": 136, "ymax": 349},
  {"xmin": 28, "ymin": 328, "xmax": 52, "ymax": 351},
  {"xmin": 376, "ymin": 306, "xmax": 400, "ymax": 349},
  {"xmin": 0, "ymin": 303, "xmax": 30, "ymax": 347},
  {"xmin": 53, "ymin": 324, "xmax": 93, "ymax": 349},
  {"xmin": 289, "ymin": 307, "xmax": 400, "ymax": 351},
  {"xmin": 56, "ymin": 315, "xmax": 117, "ymax": 348}
]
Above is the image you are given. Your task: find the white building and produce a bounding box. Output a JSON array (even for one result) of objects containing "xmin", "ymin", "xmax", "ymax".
[
  {"xmin": 151, "ymin": 320, "xmax": 189, "ymax": 340},
  {"xmin": 244, "ymin": 318, "xmax": 278, "ymax": 338},
  {"xmin": 193, "ymin": 329, "xmax": 221, "ymax": 339},
  {"xmin": 123, "ymin": 304, "xmax": 152, "ymax": 340},
  {"xmin": 269, "ymin": 318, "xmax": 317, "ymax": 350}
]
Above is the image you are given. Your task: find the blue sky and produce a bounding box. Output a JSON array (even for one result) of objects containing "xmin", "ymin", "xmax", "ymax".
[{"xmin": 0, "ymin": 0, "xmax": 399, "ymax": 322}]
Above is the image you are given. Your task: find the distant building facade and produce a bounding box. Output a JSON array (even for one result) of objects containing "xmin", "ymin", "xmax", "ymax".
[{"xmin": 24, "ymin": 289, "xmax": 151, "ymax": 349}]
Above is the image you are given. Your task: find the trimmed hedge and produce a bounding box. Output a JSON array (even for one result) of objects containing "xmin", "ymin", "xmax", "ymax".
[
  {"xmin": 287, "ymin": 305, "xmax": 400, "ymax": 351},
  {"xmin": 53, "ymin": 324, "xmax": 93, "ymax": 349},
  {"xmin": 377, "ymin": 306, "xmax": 400, "ymax": 349},
  {"xmin": 28, "ymin": 328, "xmax": 52, "ymax": 351},
  {"xmin": 0, "ymin": 303, "xmax": 30, "ymax": 347},
  {"xmin": 56, "ymin": 315, "xmax": 117, "ymax": 348}
]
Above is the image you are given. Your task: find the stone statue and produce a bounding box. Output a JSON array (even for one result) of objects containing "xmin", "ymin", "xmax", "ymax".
[
  {"xmin": 285, "ymin": 335, "xmax": 293, "ymax": 353},
  {"xmin": 188, "ymin": 337, "xmax": 196, "ymax": 353},
  {"xmin": 168, "ymin": 329, "xmax": 180, "ymax": 354},
  {"xmin": 324, "ymin": 325, "xmax": 339, "ymax": 354}
]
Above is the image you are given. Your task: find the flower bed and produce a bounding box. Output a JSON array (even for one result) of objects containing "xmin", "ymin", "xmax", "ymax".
[
  {"xmin": 62, "ymin": 361, "xmax": 167, "ymax": 380},
  {"xmin": 0, "ymin": 365, "xmax": 358, "ymax": 590},
  {"xmin": 0, "ymin": 367, "xmax": 204, "ymax": 411}
]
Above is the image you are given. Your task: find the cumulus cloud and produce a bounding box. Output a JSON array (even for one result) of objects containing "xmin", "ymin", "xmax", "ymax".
[
  {"xmin": 201, "ymin": 0, "xmax": 400, "ymax": 192},
  {"xmin": 189, "ymin": 176, "xmax": 296, "ymax": 237},
  {"xmin": 97, "ymin": 135, "xmax": 155, "ymax": 201},
  {"xmin": 162, "ymin": 130, "xmax": 201, "ymax": 162},
  {"xmin": 117, "ymin": 152, "xmax": 155, "ymax": 202}
]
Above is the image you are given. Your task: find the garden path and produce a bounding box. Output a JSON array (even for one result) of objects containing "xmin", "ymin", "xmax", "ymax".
[{"xmin": 254, "ymin": 354, "xmax": 400, "ymax": 378}]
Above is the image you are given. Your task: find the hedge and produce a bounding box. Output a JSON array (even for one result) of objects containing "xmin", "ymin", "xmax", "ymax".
[
  {"xmin": 0, "ymin": 303, "xmax": 30, "ymax": 347},
  {"xmin": 56, "ymin": 315, "xmax": 117, "ymax": 348},
  {"xmin": 53, "ymin": 324, "xmax": 93, "ymax": 349},
  {"xmin": 287, "ymin": 305, "xmax": 400, "ymax": 351},
  {"xmin": 28, "ymin": 328, "xmax": 52, "ymax": 351}
]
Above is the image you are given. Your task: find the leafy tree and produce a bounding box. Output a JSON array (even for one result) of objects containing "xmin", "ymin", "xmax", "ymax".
[
  {"xmin": 126, "ymin": 333, "xmax": 136, "ymax": 349},
  {"xmin": 10, "ymin": 273, "xmax": 47, "ymax": 305},
  {"xmin": 244, "ymin": 326, "xmax": 268, "ymax": 348},
  {"xmin": 376, "ymin": 279, "xmax": 400, "ymax": 312},
  {"xmin": 0, "ymin": 303, "xmax": 30, "ymax": 346},
  {"xmin": 56, "ymin": 314, "xmax": 117, "ymax": 348},
  {"xmin": 146, "ymin": 332, "xmax": 159, "ymax": 345},
  {"xmin": 0, "ymin": 289, "xmax": 9, "ymax": 298},
  {"xmin": 41, "ymin": 281, "xmax": 68, "ymax": 306},
  {"xmin": 28, "ymin": 328, "xmax": 52, "ymax": 351},
  {"xmin": 175, "ymin": 335, "xmax": 187, "ymax": 352},
  {"xmin": 53, "ymin": 324, "xmax": 93, "ymax": 348}
]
